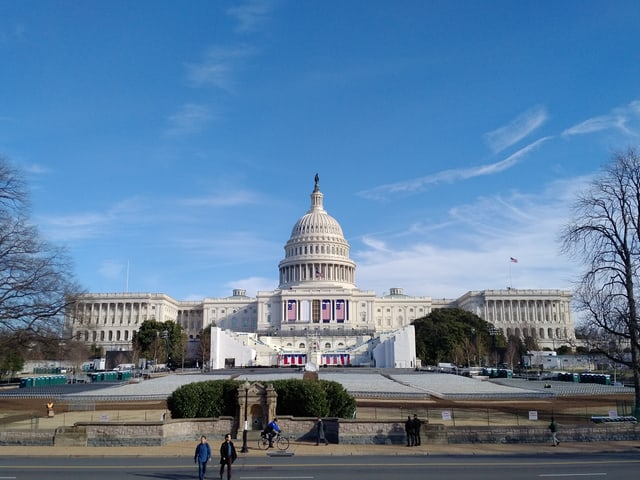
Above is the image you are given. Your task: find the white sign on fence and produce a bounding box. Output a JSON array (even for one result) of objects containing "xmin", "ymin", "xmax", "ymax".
[
  {"xmin": 441, "ymin": 410, "xmax": 452, "ymax": 420},
  {"xmin": 528, "ymin": 411, "xmax": 538, "ymax": 421}
]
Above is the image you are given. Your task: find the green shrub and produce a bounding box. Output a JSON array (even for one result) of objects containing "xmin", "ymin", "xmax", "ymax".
[
  {"xmin": 320, "ymin": 380, "xmax": 356, "ymax": 418},
  {"xmin": 271, "ymin": 379, "xmax": 329, "ymax": 417},
  {"xmin": 167, "ymin": 378, "xmax": 356, "ymax": 419},
  {"xmin": 167, "ymin": 380, "xmax": 240, "ymax": 419}
]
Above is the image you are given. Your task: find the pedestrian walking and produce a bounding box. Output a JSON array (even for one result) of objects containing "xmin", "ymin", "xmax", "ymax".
[
  {"xmin": 194, "ymin": 435, "xmax": 211, "ymax": 480},
  {"xmin": 412, "ymin": 414, "xmax": 422, "ymax": 446},
  {"xmin": 219, "ymin": 433, "xmax": 237, "ymax": 480},
  {"xmin": 405, "ymin": 416, "xmax": 414, "ymax": 446},
  {"xmin": 315, "ymin": 417, "xmax": 328, "ymax": 445},
  {"xmin": 549, "ymin": 417, "xmax": 560, "ymax": 446}
]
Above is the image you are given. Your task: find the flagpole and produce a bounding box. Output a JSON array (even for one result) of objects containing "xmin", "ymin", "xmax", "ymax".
[{"xmin": 508, "ymin": 257, "xmax": 518, "ymax": 289}]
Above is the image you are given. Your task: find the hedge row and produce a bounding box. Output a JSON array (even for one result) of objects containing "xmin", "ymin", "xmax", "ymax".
[{"xmin": 167, "ymin": 379, "xmax": 356, "ymax": 419}]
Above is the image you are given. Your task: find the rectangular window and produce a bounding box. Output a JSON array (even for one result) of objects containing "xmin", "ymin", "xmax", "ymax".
[{"xmin": 312, "ymin": 299, "xmax": 321, "ymax": 323}]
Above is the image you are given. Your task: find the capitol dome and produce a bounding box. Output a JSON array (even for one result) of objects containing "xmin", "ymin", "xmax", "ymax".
[{"xmin": 278, "ymin": 174, "xmax": 356, "ymax": 289}]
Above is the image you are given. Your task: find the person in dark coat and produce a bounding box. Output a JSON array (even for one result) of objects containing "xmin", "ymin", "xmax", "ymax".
[
  {"xmin": 315, "ymin": 417, "xmax": 328, "ymax": 445},
  {"xmin": 219, "ymin": 433, "xmax": 238, "ymax": 479},
  {"xmin": 405, "ymin": 416, "xmax": 414, "ymax": 446},
  {"xmin": 412, "ymin": 414, "xmax": 422, "ymax": 446},
  {"xmin": 194, "ymin": 435, "xmax": 211, "ymax": 480},
  {"xmin": 549, "ymin": 417, "xmax": 560, "ymax": 446}
]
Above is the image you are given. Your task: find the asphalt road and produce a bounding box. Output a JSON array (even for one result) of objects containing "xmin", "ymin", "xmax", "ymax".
[{"xmin": 1, "ymin": 453, "xmax": 639, "ymax": 480}]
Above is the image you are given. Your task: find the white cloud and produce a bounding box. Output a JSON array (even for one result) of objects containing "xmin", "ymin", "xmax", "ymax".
[
  {"xmin": 354, "ymin": 176, "xmax": 586, "ymax": 299},
  {"xmin": 562, "ymin": 100, "xmax": 640, "ymax": 137},
  {"xmin": 165, "ymin": 103, "xmax": 213, "ymax": 136},
  {"xmin": 186, "ymin": 45, "xmax": 256, "ymax": 91},
  {"xmin": 37, "ymin": 197, "xmax": 151, "ymax": 242},
  {"xmin": 24, "ymin": 163, "xmax": 50, "ymax": 175},
  {"xmin": 39, "ymin": 212, "xmax": 112, "ymax": 241},
  {"xmin": 485, "ymin": 105, "xmax": 548, "ymax": 153},
  {"xmin": 0, "ymin": 23, "xmax": 26, "ymax": 45},
  {"xmin": 226, "ymin": 0, "xmax": 276, "ymax": 34},
  {"xmin": 180, "ymin": 190, "xmax": 262, "ymax": 207},
  {"xmin": 358, "ymin": 137, "xmax": 551, "ymax": 201},
  {"xmin": 97, "ymin": 259, "xmax": 126, "ymax": 281},
  {"xmin": 225, "ymin": 276, "xmax": 278, "ymax": 297}
]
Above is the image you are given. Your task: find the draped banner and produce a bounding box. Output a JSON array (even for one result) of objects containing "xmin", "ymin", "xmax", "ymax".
[
  {"xmin": 322, "ymin": 299, "xmax": 331, "ymax": 322},
  {"xmin": 336, "ymin": 299, "xmax": 345, "ymax": 322},
  {"xmin": 287, "ymin": 300, "xmax": 297, "ymax": 321},
  {"xmin": 320, "ymin": 354, "xmax": 350, "ymax": 366},
  {"xmin": 278, "ymin": 353, "xmax": 307, "ymax": 366}
]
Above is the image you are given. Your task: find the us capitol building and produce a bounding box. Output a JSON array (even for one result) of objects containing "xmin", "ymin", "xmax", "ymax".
[{"xmin": 65, "ymin": 175, "xmax": 576, "ymax": 369}]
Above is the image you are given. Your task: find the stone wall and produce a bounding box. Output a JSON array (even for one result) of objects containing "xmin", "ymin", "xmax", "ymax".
[
  {"xmin": 79, "ymin": 416, "xmax": 235, "ymax": 447},
  {"xmin": 0, "ymin": 430, "xmax": 54, "ymax": 446},
  {"xmin": 445, "ymin": 424, "xmax": 640, "ymax": 444},
  {"xmin": 1, "ymin": 417, "xmax": 638, "ymax": 447}
]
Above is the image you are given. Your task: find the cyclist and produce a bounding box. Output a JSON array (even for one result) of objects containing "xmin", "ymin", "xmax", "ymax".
[{"xmin": 265, "ymin": 418, "xmax": 281, "ymax": 448}]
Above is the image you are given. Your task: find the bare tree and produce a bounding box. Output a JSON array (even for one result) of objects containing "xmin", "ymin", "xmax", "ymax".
[
  {"xmin": 561, "ymin": 147, "xmax": 640, "ymax": 417},
  {"xmin": 0, "ymin": 157, "xmax": 81, "ymax": 345},
  {"xmin": 504, "ymin": 335, "xmax": 523, "ymax": 370},
  {"xmin": 198, "ymin": 325, "xmax": 211, "ymax": 370}
]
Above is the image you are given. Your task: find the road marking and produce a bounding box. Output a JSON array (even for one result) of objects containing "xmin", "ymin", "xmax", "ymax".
[{"xmin": 539, "ymin": 474, "xmax": 607, "ymax": 477}]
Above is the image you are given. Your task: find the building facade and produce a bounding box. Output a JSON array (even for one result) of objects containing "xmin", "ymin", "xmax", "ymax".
[{"xmin": 65, "ymin": 175, "xmax": 576, "ymax": 366}]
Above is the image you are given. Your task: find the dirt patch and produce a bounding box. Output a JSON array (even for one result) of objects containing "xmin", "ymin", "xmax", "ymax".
[
  {"xmin": 354, "ymin": 393, "xmax": 636, "ymax": 425},
  {"xmin": 0, "ymin": 397, "xmax": 167, "ymax": 416}
]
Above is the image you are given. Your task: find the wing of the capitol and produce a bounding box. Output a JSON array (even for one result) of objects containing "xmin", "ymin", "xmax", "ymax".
[{"xmin": 64, "ymin": 175, "xmax": 576, "ymax": 369}]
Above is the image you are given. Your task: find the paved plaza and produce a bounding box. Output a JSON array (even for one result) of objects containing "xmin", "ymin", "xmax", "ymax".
[{"xmin": 1, "ymin": 368, "xmax": 631, "ymax": 402}]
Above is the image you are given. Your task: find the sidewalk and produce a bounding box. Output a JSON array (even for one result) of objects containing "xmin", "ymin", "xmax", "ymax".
[{"xmin": 0, "ymin": 440, "xmax": 638, "ymax": 457}]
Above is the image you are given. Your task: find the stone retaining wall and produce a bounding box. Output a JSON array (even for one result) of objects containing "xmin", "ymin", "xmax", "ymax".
[
  {"xmin": 0, "ymin": 430, "xmax": 54, "ymax": 446},
  {"xmin": 1, "ymin": 417, "xmax": 638, "ymax": 447}
]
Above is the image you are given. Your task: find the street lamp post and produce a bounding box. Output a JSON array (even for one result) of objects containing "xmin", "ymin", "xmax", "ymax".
[
  {"xmin": 489, "ymin": 328, "xmax": 499, "ymax": 369},
  {"xmin": 241, "ymin": 381, "xmax": 249, "ymax": 453}
]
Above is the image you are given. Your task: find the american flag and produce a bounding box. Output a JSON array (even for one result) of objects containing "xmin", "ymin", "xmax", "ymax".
[
  {"xmin": 510, "ymin": 257, "xmax": 518, "ymax": 263},
  {"xmin": 315, "ymin": 270, "xmax": 324, "ymax": 278},
  {"xmin": 322, "ymin": 300, "xmax": 331, "ymax": 321},
  {"xmin": 287, "ymin": 300, "xmax": 297, "ymax": 321},
  {"xmin": 336, "ymin": 300, "xmax": 345, "ymax": 321}
]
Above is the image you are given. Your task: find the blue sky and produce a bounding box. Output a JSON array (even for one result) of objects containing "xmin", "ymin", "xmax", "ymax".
[{"xmin": 2, "ymin": 0, "xmax": 640, "ymax": 301}]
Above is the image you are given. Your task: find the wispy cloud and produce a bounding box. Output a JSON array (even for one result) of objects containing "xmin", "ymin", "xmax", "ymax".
[
  {"xmin": 98, "ymin": 259, "xmax": 126, "ymax": 281},
  {"xmin": 24, "ymin": 163, "xmax": 50, "ymax": 175},
  {"xmin": 562, "ymin": 100, "xmax": 640, "ymax": 137},
  {"xmin": 358, "ymin": 137, "xmax": 551, "ymax": 201},
  {"xmin": 180, "ymin": 190, "xmax": 262, "ymax": 207},
  {"xmin": 484, "ymin": 105, "xmax": 548, "ymax": 154},
  {"xmin": 0, "ymin": 23, "xmax": 26, "ymax": 46},
  {"xmin": 39, "ymin": 211, "xmax": 113, "ymax": 242},
  {"xmin": 37, "ymin": 197, "xmax": 151, "ymax": 242},
  {"xmin": 355, "ymin": 176, "xmax": 583, "ymax": 298},
  {"xmin": 226, "ymin": 0, "xmax": 276, "ymax": 34},
  {"xmin": 186, "ymin": 45, "xmax": 257, "ymax": 91},
  {"xmin": 165, "ymin": 103, "xmax": 213, "ymax": 136}
]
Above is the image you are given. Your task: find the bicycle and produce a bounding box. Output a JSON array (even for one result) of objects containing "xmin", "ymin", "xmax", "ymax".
[{"xmin": 257, "ymin": 431, "xmax": 290, "ymax": 450}]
